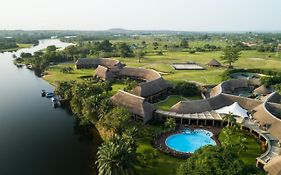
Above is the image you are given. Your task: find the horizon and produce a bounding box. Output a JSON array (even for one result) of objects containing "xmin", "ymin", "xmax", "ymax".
[{"xmin": 1, "ymin": 0, "xmax": 281, "ymax": 31}]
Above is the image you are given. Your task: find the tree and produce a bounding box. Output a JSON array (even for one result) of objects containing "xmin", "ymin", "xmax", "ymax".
[
  {"xmin": 180, "ymin": 38, "xmax": 189, "ymax": 48},
  {"xmin": 177, "ymin": 146, "xmax": 259, "ymax": 175},
  {"xmin": 100, "ymin": 107, "xmax": 131, "ymax": 134},
  {"xmin": 135, "ymin": 47, "xmax": 145, "ymax": 63},
  {"xmin": 172, "ymin": 82, "xmax": 200, "ymax": 97},
  {"xmin": 223, "ymin": 113, "xmax": 236, "ymax": 127},
  {"xmin": 221, "ymin": 45, "xmax": 241, "ymax": 68},
  {"xmin": 116, "ymin": 43, "xmax": 133, "ymax": 58},
  {"xmin": 46, "ymin": 45, "xmax": 57, "ymax": 52},
  {"xmin": 164, "ymin": 117, "xmax": 176, "ymax": 130},
  {"xmin": 96, "ymin": 138, "xmax": 136, "ymax": 175},
  {"xmin": 152, "ymin": 42, "xmax": 159, "ymax": 50}
]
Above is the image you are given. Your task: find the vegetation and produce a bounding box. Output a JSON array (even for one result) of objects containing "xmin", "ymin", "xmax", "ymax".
[
  {"xmin": 11, "ymin": 31, "xmax": 281, "ymax": 175},
  {"xmin": 219, "ymin": 127, "xmax": 262, "ymax": 165},
  {"xmin": 221, "ymin": 45, "xmax": 241, "ymax": 68},
  {"xmin": 177, "ymin": 146, "xmax": 264, "ymax": 175},
  {"xmin": 172, "ymin": 81, "xmax": 201, "ymax": 97}
]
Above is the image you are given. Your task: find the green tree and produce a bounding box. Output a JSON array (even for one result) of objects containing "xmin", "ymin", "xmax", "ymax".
[
  {"xmin": 221, "ymin": 45, "xmax": 241, "ymax": 68},
  {"xmin": 164, "ymin": 117, "xmax": 176, "ymax": 130},
  {"xmin": 177, "ymin": 146, "xmax": 256, "ymax": 175},
  {"xmin": 180, "ymin": 38, "xmax": 189, "ymax": 48},
  {"xmin": 223, "ymin": 113, "xmax": 236, "ymax": 127},
  {"xmin": 116, "ymin": 43, "xmax": 133, "ymax": 58},
  {"xmin": 96, "ymin": 138, "xmax": 136, "ymax": 175},
  {"xmin": 100, "ymin": 107, "xmax": 131, "ymax": 133}
]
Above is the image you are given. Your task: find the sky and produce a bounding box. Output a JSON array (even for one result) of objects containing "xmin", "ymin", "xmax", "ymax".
[{"xmin": 0, "ymin": 0, "xmax": 281, "ymax": 31}]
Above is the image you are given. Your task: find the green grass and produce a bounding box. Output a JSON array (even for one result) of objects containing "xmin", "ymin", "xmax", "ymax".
[
  {"xmin": 219, "ymin": 128, "xmax": 262, "ymax": 165},
  {"xmin": 133, "ymin": 123, "xmax": 184, "ymax": 175},
  {"xmin": 43, "ymin": 63, "xmax": 94, "ymax": 84},
  {"xmin": 17, "ymin": 43, "xmax": 33, "ymax": 48},
  {"xmin": 44, "ymin": 50, "xmax": 281, "ymax": 86},
  {"xmin": 154, "ymin": 95, "xmax": 185, "ymax": 111}
]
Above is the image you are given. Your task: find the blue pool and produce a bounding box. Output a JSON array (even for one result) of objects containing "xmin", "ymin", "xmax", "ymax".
[{"xmin": 165, "ymin": 129, "xmax": 216, "ymax": 153}]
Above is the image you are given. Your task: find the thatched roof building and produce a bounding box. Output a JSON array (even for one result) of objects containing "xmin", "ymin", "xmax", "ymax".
[
  {"xmin": 75, "ymin": 58, "xmax": 124, "ymax": 69},
  {"xmin": 95, "ymin": 65, "xmax": 115, "ymax": 81},
  {"xmin": 207, "ymin": 59, "xmax": 222, "ymax": 67},
  {"xmin": 254, "ymin": 85, "xmax": 272, "ymax": 95},
  {"xmin": 170, "ymin": 93, "xmax": 262, "ymax": 114},
  {"xmin": 110, "ymin": 90, "xmax": 156, "ymax": 123},
  {"xmin": 119, "ymin": 67, "xmax": 161, "ymax": 81},
  {"xmin": 264, "ymin": 156, "xmax": 281, "ymax": 175},
  {"xmin": 131, "ymin": 78, "xmax": 171, "ymax": 97},
  {"xmin": 119, "ymin": 67, "xmax": 171, "ymax": 98}
]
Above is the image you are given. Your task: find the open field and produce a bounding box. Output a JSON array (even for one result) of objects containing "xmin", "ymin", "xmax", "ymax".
[{"xmin": 44, "ymin": 50, "xmax": 281, "ymax": 86}]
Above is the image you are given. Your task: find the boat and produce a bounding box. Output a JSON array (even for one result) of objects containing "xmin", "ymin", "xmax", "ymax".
[
  {"xmin": 26, "ymin": 64, "xmax": 33, "ymax": 69},
  {"xmin": 41, "ymin": 90, "xmax": 46, "ymax": 97},
  {"xmin": 46, "ymin": 92, "xmax": 54, "ymax": 98},
  {"xmin": 51, "ymin": 97, "xmax": 61, "ymax": 108},
  {"xmin": 16, "ymin": 63, "xmax": 24, "ymax": 68}
]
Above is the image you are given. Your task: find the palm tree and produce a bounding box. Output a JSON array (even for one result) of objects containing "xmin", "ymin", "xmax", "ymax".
[
  {"xmin": 96, "ymin": 139, "xmax": 135, "ymax": 175},
  {"xmin": 223, "ymin": 113, "xmax": 236, "ymax": 127}
]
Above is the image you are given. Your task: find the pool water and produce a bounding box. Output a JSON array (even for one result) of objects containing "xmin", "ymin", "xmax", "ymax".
[{"xmin": 165, "ymin": 129, "xmax": 216, "ymax": 153}]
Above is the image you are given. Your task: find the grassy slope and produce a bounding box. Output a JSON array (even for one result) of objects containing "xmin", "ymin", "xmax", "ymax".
[{"xmin": 219, "ymin": 128, "xmax": 262, "ymax": 165}]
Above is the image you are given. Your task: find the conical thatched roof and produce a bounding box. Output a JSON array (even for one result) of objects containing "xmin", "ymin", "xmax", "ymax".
[
  {"xmin": 254, "ymin": 85, "xmax": 271, "ymax": 95},
  {"xmin": 207, "ymin": 59, "xmax": 222, "ymax": 67}
]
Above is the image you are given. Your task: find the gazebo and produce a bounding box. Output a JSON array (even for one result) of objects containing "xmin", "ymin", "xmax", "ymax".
[{"xmin": 207, "ymin": 59, "xmax": 222, "ymax": 67}]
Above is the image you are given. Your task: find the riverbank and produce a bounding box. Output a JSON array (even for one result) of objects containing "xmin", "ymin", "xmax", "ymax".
[
  {"xmin": 0, "ymin": 39, "xmax": 95, "ymax": 175},
  {"xmin": 0, "ymin": 43, "xmax": 33, "ymax": 53}
]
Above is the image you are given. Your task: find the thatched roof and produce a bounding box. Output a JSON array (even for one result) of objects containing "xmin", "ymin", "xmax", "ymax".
[
  {"xmin": 264, "ymin": 156, "xmax": 281, "ymax": 175},
  {"xmin": 119, "ymin": 67, "xmax": 161, "ymax": 81},
  {"xmin": 119, "ymin": 67, "xmax": 171, "ymax": 97},
  {"xmin": 254, "ymin": 85, "xmax": 272, "ymax": 95},
  {"xmin": 76, "ymin": 58, "xmax": 124, "ymax": 69},
  {"xmin": 253, "ymin": 103, "xmax": 281, "ymax": 141},
  {"xmin": 131, "ymin": 77, "xmax": 171, "ymax": 97},
  {"xmin": 170, "ymin": 93, "xmax": 262, "ymax": 114},
  {"xmin": 267, "ymin": 92, "xmax": 281, "ymax": 104},
  {"xmin": 207, "ymin": 59, "xmax": 222, "ymax": 66},
  {"xmin": 110, "ymin": 90, "xmax": 156, "ymax": 123},
  {"xmin": 95, "ymin": 65, "xmax": 115, "ymax": 81}
]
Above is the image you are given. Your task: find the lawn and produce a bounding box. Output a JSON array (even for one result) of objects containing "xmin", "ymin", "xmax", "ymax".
[
  {"xmin": 154, "ymin": 95, "xmax": 185, "ymax": 111},
  {"xmin": 43, "ymin": 63, "xmax": 94, "ymax": 85},
  {"xmin": 219, "ymin": 128, "xmax": 262, "ymax": 165},
  {"xmin": 43, "ymin": 50, "xmax": 281, "ymax": 86},
  {"xmin": 133, "ymin": 123, "xmax": 184, "ymax": 175}
]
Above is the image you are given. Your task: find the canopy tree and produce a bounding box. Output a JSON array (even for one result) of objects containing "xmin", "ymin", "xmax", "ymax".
[{"xmin": 221, "ymin": 45, "xmax": 241, "ymax": 68}]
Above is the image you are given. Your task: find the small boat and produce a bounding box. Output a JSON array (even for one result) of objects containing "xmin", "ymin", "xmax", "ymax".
[
  {"xmin": 41, "ymin": 90, "xmax": 46, "ymax": 97},
  {"xmin": 51, "ymin": 97, "xmax": 61, "ymax": 108},
  {"xmin": 46, "ymin": 92, "xmax": 54, "ymax": 98},
  {"xmin": 16, "ymin": 63, "xmax": 24, "ymax": 68},
  {"xmin": 26, "ymin": 64, "xmax": 33, "ymax": 69}
]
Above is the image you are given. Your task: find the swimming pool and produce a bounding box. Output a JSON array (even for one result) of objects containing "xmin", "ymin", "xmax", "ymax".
[{"xmin": 165, "ymin": 129, "xmax": 216, "ymax": 153}]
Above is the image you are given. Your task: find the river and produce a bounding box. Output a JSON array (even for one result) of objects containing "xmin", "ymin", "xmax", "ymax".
[{"xmin": 0, "ymin": 39, "xmax": 95, "ymax": 175}]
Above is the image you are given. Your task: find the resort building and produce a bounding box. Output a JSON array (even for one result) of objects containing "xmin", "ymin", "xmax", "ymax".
[
  {"xmin": 110, "ymin": 90, "xmax": 155, "ymax": 123},
  {"xmin": 77, "ymin": 57, "xmax": 281, "ymax": 174}
]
